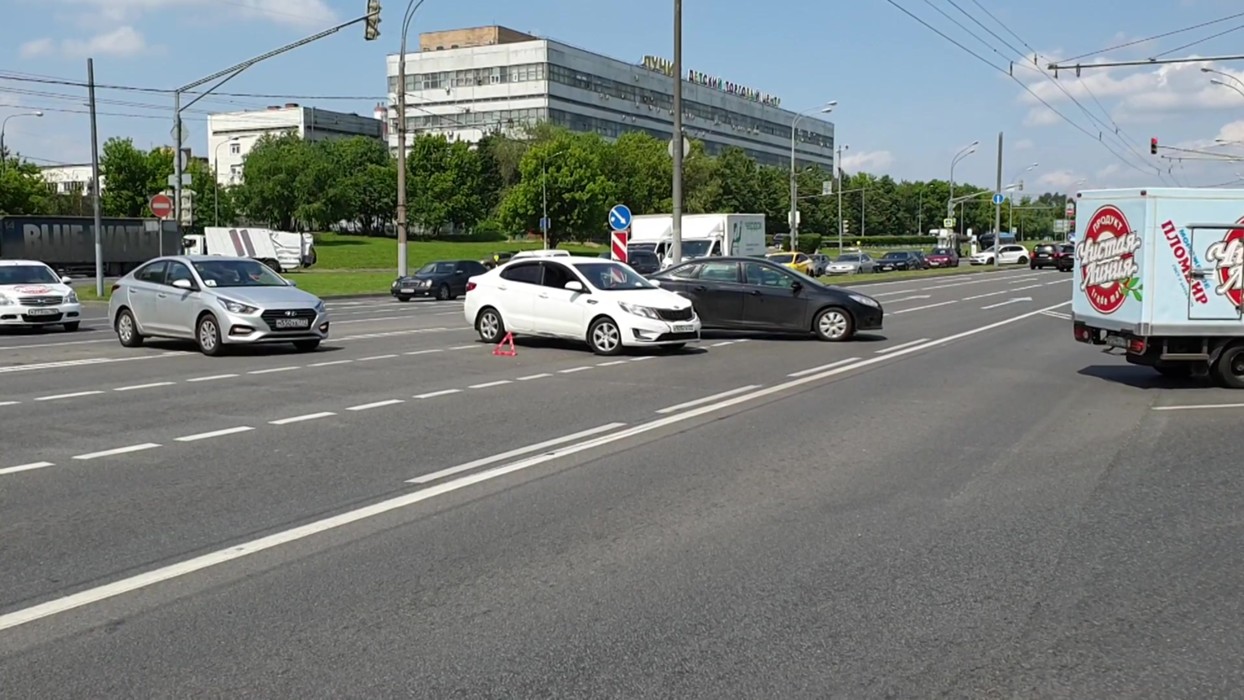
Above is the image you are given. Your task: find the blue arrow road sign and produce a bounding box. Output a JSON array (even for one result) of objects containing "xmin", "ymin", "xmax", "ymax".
[
  {"xmin": 992, "ymin": 193, "xmax": 1006, "ymax": 205},
  {"xmin": 608, "ymin": 204, "xmax": 632, "ymax": 230}
]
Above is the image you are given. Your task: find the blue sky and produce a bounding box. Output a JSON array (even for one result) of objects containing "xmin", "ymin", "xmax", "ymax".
[{"xmin": 3, "ymin": 0, "xmax": 1244, "ymax": 194}]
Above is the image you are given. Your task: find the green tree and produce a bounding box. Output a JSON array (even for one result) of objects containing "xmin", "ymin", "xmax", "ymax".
[
  {"xmin": 100, "ymin": 137, "xmax": 167, "ymax": 217},
  {"xmin": 0, "ymin": 157, "xmax": 52, "ymax": 215},
  {"xmin": 606, "ymin": 131, "xmax": 671, "ymax": 216},
  {"xmin": 497, "ymin": 131, "xmax": 617, "ymax": 246},
  {"xmin": 234, "ymin": 133, "xmax": 312, "ymax": 230},
  {"xmin": 406, "ymin": 133, "xmax": 488, "ymax": 234}
]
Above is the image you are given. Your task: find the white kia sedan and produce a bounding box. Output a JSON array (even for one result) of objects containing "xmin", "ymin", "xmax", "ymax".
[
  {"xmin": 0, "ymin": 259, "xmax": 82, "ymax": 331},
  {"xmin": 463, "ymin": 255, "xmax": 701, "ymax": 355}
]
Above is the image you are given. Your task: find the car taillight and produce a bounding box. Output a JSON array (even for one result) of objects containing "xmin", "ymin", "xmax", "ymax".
[
  {"xmin": 465, "ymin": 281, "xmax": 476, "ymax": 292},
  {"xmin": 1128, "ymin": 337, "xmax": 1147, "ymax": 354}
]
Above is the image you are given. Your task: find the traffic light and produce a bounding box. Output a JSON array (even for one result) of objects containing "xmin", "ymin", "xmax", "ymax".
[
  {"xmin": 1151, "ymin": 137, "xmax": 1158, "ymax": 155},
  {"xmin": 364, "ymin": 0, "xmax": 381, "ymax": 41}
]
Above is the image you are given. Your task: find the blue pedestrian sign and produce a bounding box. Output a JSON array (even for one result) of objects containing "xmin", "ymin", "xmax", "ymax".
[
  {"xmin": 608, "ymin": 204, "xmax": 632, "ymax": 231},
  {"xmin": 539, "ymin": 216, "xmax": 550, "ymax": 233},
  {"xmin": 992, "ymin": 193, "xmax": 1006, "ymax": 205}
]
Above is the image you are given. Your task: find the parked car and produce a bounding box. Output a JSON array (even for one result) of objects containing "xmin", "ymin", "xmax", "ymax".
[
  {"xmin": 925, "ymin": 247, "xmax": 960, "ymax": 268},
  {"xmin": 1029, "ymin": 243, "xmax": 1070, "ymax": 270},
  {"xmin": 970, "ymin": 244, "xmax": 1029, "ymax": 265},
  {"xmin": 464, "ymin": 255, "xmax": 700, "ymax": 355},
  {"xmin": 108, "ymin": 255, "xmax": 329, "ymax": 356},
  {"xmin": 0, "ymin": 259, "xmax": 82, "ymax": 332},
  {"xmin": 1054, "ymin": 243, "xmax": 1075, "ymax": 271},
  {"xmin": 875, "ymin": 251, "xmax": 925, "ymax": 272},
  {"xmin": 766, "ymin": 252, "xmax": 815, "ymax": 275},
  {"xmin": 648, "ymin": 256, "xmax": 882, "ymax": 342},
  {"xmin": 626, "ymin": 248, "xmax": 662, "ymax": 275},
  {"xmin": 807, "ymin": 253, "xmax": 831, "ymax": 276},
  {"xmin": 825, "ymin": 252, "xmax": 876, "ymax": 275},
  {"xmin": 391, "ymin": 259, "xmax": 488, "ymax": 301}
]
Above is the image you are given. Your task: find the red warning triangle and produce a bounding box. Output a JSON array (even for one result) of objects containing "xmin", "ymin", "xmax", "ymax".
[{"xmin": 492, "ymin": 331, "xmax": 516, "ymax": 356}]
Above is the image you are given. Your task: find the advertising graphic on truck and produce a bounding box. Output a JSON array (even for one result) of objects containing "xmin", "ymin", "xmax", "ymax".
[{"xmin": 1077, "ymin": 204, "xmax": 1141, "ymax": 315}]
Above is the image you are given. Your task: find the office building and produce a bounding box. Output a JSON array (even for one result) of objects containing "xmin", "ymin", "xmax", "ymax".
[
  {"xmin": 385, "ymin": 26, "xmax": 835, "ymax": 170},
  {"xmin": 207, "ymin": 104, "xmax": 385, "ymax": 186}
]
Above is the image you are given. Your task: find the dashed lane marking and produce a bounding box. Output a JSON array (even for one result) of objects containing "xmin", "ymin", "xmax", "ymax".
[
  {"xmin": 891, "ymin": 300, "xmax": 957, "ymax": 315},
  {"xmin": 186, "ymin": 374, "xmax": 238, "ymax": 383},
  {"xmin": 558, "ymin": 366, "xmax": 592, "ymax": 374},
  {"xmin": 346, "ymin": 399, "xmax": 405, "ymax": 411},
  {"xmin": 309, "ymin": 360, "xmax": 353, "ymax": 368},
  {"xmin": 655, "ymin": 385, "xmax": 760, "ymax": 414},
  {"xmin": 875, "ymin": 338, "xmax": 929, "ymax": 354},
  {"xmin": 175, "ymin": 426, "xmax": 254, "ymax": 442},
  {"xmin": 0, "ymin": 461, "xmax": 54, "ymax": 476},
  {"xmin": 73, "ymin": 443, "xmax": 160, "ymax": 460},
  {"xmin": 407, "ymin": 422, "xmax": 628, "ymax": 484},
  {"xmin": 517, "ymin": 373, "xmax": 552, "ymax": 381},
  {"xmin": 249, "ymin": 366, "xmax": 299, "ymax": 375},
  {"xmin": 468, "ymin": 380, "xmax": 512, "ymax": 389},
  {"xmin": 35, "ymin": 390, "xmax": 103, "ymax": 401},
  {"xmin": 357, "ymin": 354, "xmax": 398, "ymax": 362},
  {"xmin": 787, "ymin": 357, "xmax": 860, "ymax": 378},
  {"xmin": 414, "ymin": 389, "xmax": 461, "ymax": 399},
  {"xmin": 115, "ymin": 382, "xmax": 175, "ymax": 391},
  {"xmin": 269, "ymin": 412, "xmax": 335, "ymax": 425}
]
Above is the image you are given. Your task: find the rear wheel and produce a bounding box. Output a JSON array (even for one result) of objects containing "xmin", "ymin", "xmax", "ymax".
[
  {"xmin": 813, "ymin": 307, "xmax": 854, "ymax": 342},
  {"xmin": 476, "ymin": 307, "xmax": 505, "ymax": 343},
  {"xmin": 1212, "ymin": 344, "xmax": 1244, "ymax": 388},
  {"xmin": 1018, "ymin": 256, "xmax": 1029, "ymax": 265}
]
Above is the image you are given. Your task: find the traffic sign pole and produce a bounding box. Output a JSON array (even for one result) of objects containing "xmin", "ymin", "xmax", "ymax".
[{"xmin": 993, "ymin": 132, "xmax": 1003, "ymax": 268}]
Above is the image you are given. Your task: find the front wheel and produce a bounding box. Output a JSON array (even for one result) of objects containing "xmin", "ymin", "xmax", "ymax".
[
  {"xmin": 436, "ymin": 283, "xmax": 451, "ymax": 301},
  {"xmin": 196, "ymin": 313, "xmax": 224, "ymax": 356},
  {"xmin": 115, "ymin": 309, "xmax": 143, "ymax": 347},
  {"xmin": 587, "ymin": 316, "xmax": 623, "ymax": 356},
  {"xmin": 476, "ymin": 307, "xmax": 505, "ymax": 344},
  {"xmin": 293, "ymin": 340, "xmax": 321, "ymax": 352},
  {"xmin": 1212, "ymin": 344, "xmax": 1244, "ymax": 388},
  {"xmin": 813, "ymin": 307, "xmax": 854, "ymax": 342},
  {"xmin": 396, "ymin": 295, "xmax": 411, "ymax": 303},
  {"xmin": 63, "ymin": 322, "xmax": 80, "ymax": 332}
]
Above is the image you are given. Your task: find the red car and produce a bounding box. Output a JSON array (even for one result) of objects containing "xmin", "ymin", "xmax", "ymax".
[{"xmin": 926, "ymin": 247, "xmax": 960, "ymax": 268}]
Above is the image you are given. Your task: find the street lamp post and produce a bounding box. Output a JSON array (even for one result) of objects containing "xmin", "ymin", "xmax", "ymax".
[
  {"xmin": 789, "ymin": 101, "xmax": 837, "ymax": 252},
  {"xmin": 947, "ymin": 140, "xmax": 979, "ymax": 248},
  {"xmin": 213, "ymin": 137, "xmax": 240, "ymax": 225},
  {"xmin": 0, "ymin": 111, "xmax": 43, "ymax": 175},
  {"xmin": 1005, "ymin": 162, "xmax": 1038, "ymax": 240},
  {"xmin": 836, "ymin": 143, "xmax": 848, "ymax": 252},
  {"xmin": 1210, "ymin": 78, "xmax": 1244, "ymax": 101},
  {"xmin": 395, "ymin": 0, "xmax": 429, "ymax": 278}
]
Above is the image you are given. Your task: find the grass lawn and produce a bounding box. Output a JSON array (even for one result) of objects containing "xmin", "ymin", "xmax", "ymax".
[{"xmin": 314, "ymin": 232, "xmax": 599, "ymax": 270}]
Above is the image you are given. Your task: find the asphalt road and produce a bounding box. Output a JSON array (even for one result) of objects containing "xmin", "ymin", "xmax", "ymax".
[{"xmin": 3, "ymin": 266, "xmax": 1241, "ymax": 696}]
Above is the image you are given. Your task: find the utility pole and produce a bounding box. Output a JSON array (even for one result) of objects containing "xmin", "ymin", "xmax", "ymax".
[
  {"xmin": 670, "ymin": 0, "xmax": 683, "ymax": 266},
  {"xmin": 87, "ymin": 58, "xmax": 104, "ymax": 297},
  {"xmin": 836, "ymin": 144, "xmax": 847, "ymax": 252},
  {"xmin": 860, "ymin": 186, "xmax": 865, "ymax": 237},
  {"xmin": 396, "ymin": 0, "xmax": 427, "ymax": 277},
  {"xmin": 994, "ymin": 131, "xmax": 1003, "ymax": 268}
]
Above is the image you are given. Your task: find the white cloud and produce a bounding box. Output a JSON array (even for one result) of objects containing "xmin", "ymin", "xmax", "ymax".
[
  {"xmin": 19, "ymin": 26, "xmax": 153, "ymax": 59},
  {"xmin": 46, "ymin": 0, "xmax": 337, "ymax": 30},
  {"xmin": 1037, "ymin": 169, "xmax": 1087, "ymax": 190},
  {"xmin": 1013, "ymin": 139, "xmax": 1035, "ymax": 150},
  {"xmin": 842, "ymin": 150, "xmax": 894, "ymax": 172}
]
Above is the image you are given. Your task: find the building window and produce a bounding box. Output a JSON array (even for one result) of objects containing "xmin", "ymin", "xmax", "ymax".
[{"xmin": 229, "ymin": 142, "xmax": 240, "ymax": 155}]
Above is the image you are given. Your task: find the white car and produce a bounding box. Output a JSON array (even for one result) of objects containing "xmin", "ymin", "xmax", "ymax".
[
  {"xmin": 970, "ymin": 244, "xmax": 1029, "ymax": 266},
  {"xmin": 0, "ymin": 260, "xmax": 83, "ymax": 331},
  {"xmin": 464, "ymin": 255, "xmax": 701, "ymax": 355}
]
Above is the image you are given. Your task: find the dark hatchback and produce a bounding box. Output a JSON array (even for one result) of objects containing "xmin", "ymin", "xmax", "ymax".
[
  {"xmin": 391, "ymin": 259, "xmax": 488, "ymax": 301},
  {"xmin": 876, "ymin": 250, "xmax": 927, "ymax": 272},
  {"xmin": 648, "ymin": 256, "xmax": 882, "ymax": 341},
  {"xmin": 597, "ymin": 249, "xmax": 661, "ymax": 275},
  {"xmin": 1031, "ymin": 243, "xmax": 1074, "ymax": 270}
]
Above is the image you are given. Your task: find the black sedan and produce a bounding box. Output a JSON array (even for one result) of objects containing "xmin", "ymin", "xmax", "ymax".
[
  {"xmin": 875, "ymin": 251, "xmax": 926, "ymax": 272},
  {"xmin": 391, "ymin": 259, "xmax": 488, "ymax": 301},
  {"xmin": 648, "ymin": 256, "xmax": 882, "ymax": 341}
]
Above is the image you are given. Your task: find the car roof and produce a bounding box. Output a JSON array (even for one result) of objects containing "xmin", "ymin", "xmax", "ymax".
[{"xmin": 0, "ymin": 259, "xmax": 54, "ymax": 267}]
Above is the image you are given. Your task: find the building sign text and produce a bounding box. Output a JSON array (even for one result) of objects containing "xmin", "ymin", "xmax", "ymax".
[{"xmin": 640, "ymin": 55, "xmax": 781, "ymax": 108}]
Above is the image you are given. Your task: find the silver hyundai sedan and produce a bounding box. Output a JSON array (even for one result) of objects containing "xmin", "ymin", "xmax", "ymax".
[{"xmin": 107, "ymin": 255, "xmax": 329, "ymax": 356}]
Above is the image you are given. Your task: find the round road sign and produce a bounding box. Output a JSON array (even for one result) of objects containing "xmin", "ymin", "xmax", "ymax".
[{"xmin": 150, "ymin": 193, "xmax": 174, "ymax": 219}]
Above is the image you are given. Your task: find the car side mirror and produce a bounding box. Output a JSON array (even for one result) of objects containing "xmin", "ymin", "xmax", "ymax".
[
  {"xmin": 564, "ymin": 280, "xmax": 585, "ymax": 292},
  {"xmin": 60, "ymin": 275, "xmax": 73, "ymax": 285},
  {"xmin": 791, "ymin": 281, "xmax": 803, "ymax": 292},
  {"xmin": 172, "ymin": 279, "xmax": 194, "ymax": 290},
  {"xmin": 649, "ymin": 278, "xmax": 662, "ymax": 287},
  {"xmin": 286, "ymin": 279, "xmax": 297, "ymax": 287}
]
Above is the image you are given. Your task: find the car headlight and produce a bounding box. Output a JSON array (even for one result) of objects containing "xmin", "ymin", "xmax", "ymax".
[
  {"xmin": 391, "ymin": 280, "xmax": 399, "ymax": 288},
  {"xmin": 314, "ymin": 300, "xmax": 326, "ymax": 313},
  {"xmin": 0, "ymin": 293, "xmax": 12, "ymax": 307},
  {"xmin": 220, "ymin": 298, "xmax": 258, "ymax": 314},
  {"xmin": 848, "ymin": 293, "xmax": 879, "ymax": 308},
  {"xmin": 617, "ymin": 301, "xmax": 661, "ymax": 320},
  {"xmin": 65, "ymin": 290, "xmax": 79, "ymax": 304}
]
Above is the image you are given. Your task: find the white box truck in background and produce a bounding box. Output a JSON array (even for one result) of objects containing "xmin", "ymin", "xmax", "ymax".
[
  {"xmin": 629, "ymin": 213, "xmax": 767, "ymax": 268},
  {"xmin": 182, "ymin": 227, "xmax": 316, "ymax": 272},
  {"xmin": 1071, "ymin": 187, "xmax": 1244, "ymax": 386}
]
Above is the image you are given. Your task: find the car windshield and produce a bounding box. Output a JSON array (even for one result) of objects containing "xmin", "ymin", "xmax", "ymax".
[
  {"xmin": 192, "ymin": 259, "xmax": 288, "ymax": 287},
  {"xmin": 631, "ymin": 251, "xmax": 658, "ymax": 264},
  {"xmin": 682, "ymin": 240, "xmax": 713, "ymax": 257},
  {"xmin": 417, "ymin": 262, "xmax": 456, "ymax": 275},
  {"xmin": 836, "ymin": 254, "xmax": 860, "ymax": 262},
  {"xmin": 881, "ymin": 252, "xmax": 906, "ymax": 259},
  {"xmin": 768, "ymin": 253, "xmax": 795, "ymax": 263},
  {"xmin": 575, "ymin": 262, "xmax": 656, "ymax": 290},
  {"xmin": 0, "ymin": 265, "xmax": 60, "ymax": 285},
  {"xmin": 931, "ymin": 248, "xmax": 952, "ymax": 255}
]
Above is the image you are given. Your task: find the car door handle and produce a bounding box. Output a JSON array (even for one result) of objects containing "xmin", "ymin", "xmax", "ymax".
[
  {"xmin": 692, "ymin": 285, "xmax": 706, "ymax": 292},
  {"xmin": 538, "ymin": 293, "xmax": 549, "ymax": 298},
  {"xmin": 157, "ymin": 293, "xmax": 168, "ymax": 298},
  {"xmin": 750, "ymin": 289, "xmax": 761, "ymax": 296}
]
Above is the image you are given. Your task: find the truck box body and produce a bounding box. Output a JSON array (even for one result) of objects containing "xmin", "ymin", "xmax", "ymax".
[
  {"xmin": 628, "ymin": 213, "xmax": 766, "ymax": 265},
  {"xmin": 0, "ymin": 216, "xmax": 181, "ymax": 276},
  {"xmin": 1072, "ymin": 187, "xmax": 1244, "ymax": 338},
  {"xmin": 184, "ymin": 227, "xmax": 316, "ymax": 271}
]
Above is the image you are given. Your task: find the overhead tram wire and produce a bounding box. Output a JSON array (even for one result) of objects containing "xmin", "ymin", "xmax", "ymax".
[
  {"xmin": 886, "ymin": 0, "xmax": 1164, "ymax": 182},
  {"xmin": 1058, "ymin": 10, "xmax": 1244, "ymax": 64},
  {"xmin": 1150, "ymin": 21, "xmax": 1244, "ymax": 59},
  {"xmin": 0, "ymin": 72, "xmax": 384, "ymax": 101}
]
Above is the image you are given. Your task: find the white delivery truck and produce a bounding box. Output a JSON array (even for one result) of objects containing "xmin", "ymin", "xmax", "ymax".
[
  {"xmin": 1071, "ymin": 187, "xmax": 1244, "ymax": 386},
  {"xmin": 629, "ymin": 213, "xmax": 767, "ymax": 268},
  {"xmin": 182, "ymin": 227, "xmax": 316, "ymax": 273}
]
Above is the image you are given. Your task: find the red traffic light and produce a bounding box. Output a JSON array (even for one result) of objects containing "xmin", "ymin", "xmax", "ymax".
[{"xmin": 1151, "ymin": 137, "xmax": 1158, "ymax": 155}]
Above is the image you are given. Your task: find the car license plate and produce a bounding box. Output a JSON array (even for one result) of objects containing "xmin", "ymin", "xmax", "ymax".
[
  {"xmin": 672, "ymin": 324, "xmax": 696, "ymax": 333},
  {"xmin": 273, "ymin": 318, "xmax": 310, "ymax": 329},
  {"xmin": 399, "ymin": 288, "xmax": 414, "ymax": 294},
  {"xmin": 25, "ymin": 308, "xmax": 58, "ymax": 316}
]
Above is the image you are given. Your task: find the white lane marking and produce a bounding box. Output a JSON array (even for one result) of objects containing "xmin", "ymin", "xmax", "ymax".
[
  {"xmin": 0, "ymin": 400, "xmax": 20, "ymax": 407},
  {"xmin": 175, "ymin": 426, "xmax": 254, "ymax": 442},
  {"xmin": 517, "ymin": 373, "xmax": 552, "ymax": 381},
  {"xmin": 433, "ymin": 311, "xmax": 460, "ymax": 316},
  {"xmin": 655, "ymin": 385, "xmax": 761, "ymax": 414},
  {"xmin": 309, "ymin": 360, "xmax": 353, "ymax": 367},
  {"xmin": 876, "ymin": 338, "xmax": 930, "ymax": 355},
  {"xmin": 333, "ymin": 315, "xmax": 446, "ymax": 325},
  {"xmin": 1041, "ymin": 311, "xmax": 1071, "ymax": 320},
  {"xmin": 962, "ymin": 288, "xmax": 1012, "ymax": 300},
  {"xmin": 787, "ymin": 357, "xmax": 861, "ymax": 378},
  {"xmin": 268, "ymin": 412, "xmax": 335, "ymax": 425},
  {"xmin": 249, "ymin": 366, "xmax": 299, "ymax": 375},
  {"xmin": 73, "ymin": 443, "xmax": 161, "ymax": 460},
  {"xmin": 1046, "ymin": 279, "xmax": 1069, "ymax": 285},
  {"xmin": 558, "ymin": 366, "xmax": 591, "ymax": 373},
  {"xmin": 357, "ymin": 354, "xmax": 398, "ymax": 362},
  {"xmin": 408, "ymin": 423, "xmax": 627, "ymax": 484},
  {"xmin": 448, "ymin": 344, "xmax": 478, "ymax": 350},
  {"xmin": 414, "ymin": 389, "xmax": 460, "ymax": 399},
  {"xmin": 871, "ymin": 289, "xmax": 922, "ymax": 297},
  {"xmin": 920, "ymin": 276, "xmax": 1020, "ymax": 291},
  {"xmin": 0, "ymin": 300, "xmax": 1070, "ymax": 633},
  {"xmin": 596, "ymin": 360, "xmax": 628, "ymax": 366},
  {"xmin": 1009, "ymin": 276, "xmax": 1041, "ymax": 283},
  {"xmin": 0, "ymin": 353, "xmax": 180, "ymax": 370},
  {"xmin": 0, "ymin": 339, "xmax": 113, "ymax": 351},
  {"xmin": 469, "ymin": 380, "xmax": 512, "ymax": 389},
  {"xmin": 0, "ymin": 461, "xmax": 54, "ymax": 476},
  {"xmin": 630, "ymin": 356, "xmax": 654, "ymax": 362},
  {"xmin": 891, "ymin": 300, "xmax": 957, "ymax": 315},
  {"xmin": 1152, "ymin": 403, "xmax": 1244, "ymax": 412},
  {"xmin": 709, "ymin": 340, "xmax": 736, "ymax": 347},
  {"xmin": 346, "ymin": 399, "xmax": 405, "ymax": 411},
  {"xmin": 114, "ymin": 381, "xmax": 175, "ymax": 391},
  {"xmin": 405, "ymin": 348, "xmax": 443, "ymax": 356},
  {"xmin": 881, "ymin": 294, "xmax": 932, "ymax": 303},
  {"xmin": 1010, "ymin": 283, "xmax": 1044, "ymax": 292},
  {"xmin": 35, "ymin": 390, "xmax": 103, "ymax": 401},
  {"xmin": 981, "ymin": 297, "xmax": 1032, "ymax": 310},
  {"xmin": 841, "ymin": 269, "xmax": 1025, "ymax": 290},
  {"xmin": 186, "ymin": 374, "xmax": 238, "ymax": 383}
]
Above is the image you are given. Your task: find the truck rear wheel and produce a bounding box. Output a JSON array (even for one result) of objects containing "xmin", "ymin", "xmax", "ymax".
[{"xmin": 1211, "ymin": 344, "xmax": 1244, "ymax": 389}]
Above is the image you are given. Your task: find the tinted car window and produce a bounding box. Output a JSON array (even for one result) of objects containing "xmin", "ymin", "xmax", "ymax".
[
  {"xmin": 699, "ymin": 261, "xmax": 740, "ymax": 282},
  {"xmin": 499, "ymin": 261, "xmax": 542, "ymax": 285},
  {"xmin": 166, "ymin": 262, "xmax": 194, "ymax": 286},
  {"xmin": 134, "ymin": 261, "xmax": 167, "ymax": 284},
  {"xmin": 664, "ymin": 263, "xmax": 702, "ymax": 279},
  {"xmin": 744, "ymin": 262, "xmax": 794, "ymax": 287},
  {"xmin": 541, "ymin": 262, "xmax": 577, "ymax": 289}
]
